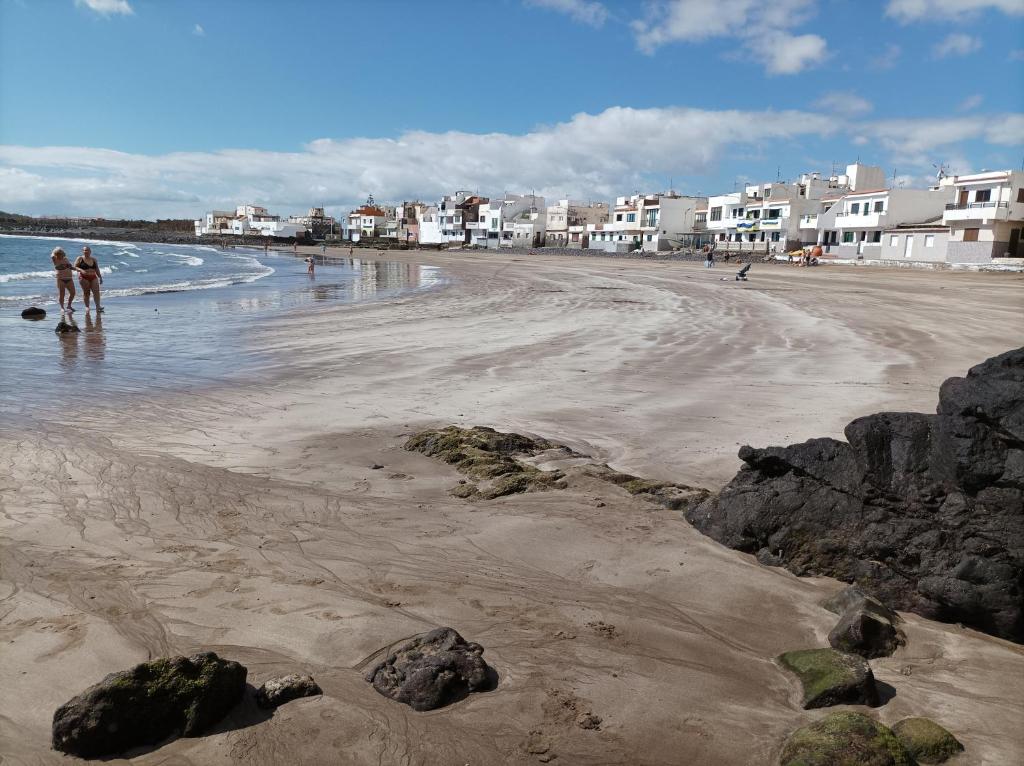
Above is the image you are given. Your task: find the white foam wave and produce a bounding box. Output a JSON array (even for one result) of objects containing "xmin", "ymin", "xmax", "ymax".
[
  {"xmin": 100, "ymin": 268, "xmax": 274, "ymax": 298},
  {"xmin": 0, "ymin": 269, "xmax": 51, "ymax": 283}
]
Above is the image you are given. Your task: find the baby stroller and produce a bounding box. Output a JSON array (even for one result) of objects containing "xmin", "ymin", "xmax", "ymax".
[{"xmin": 736, "ymin": 263, "xmax": 751, "ymax": 281}]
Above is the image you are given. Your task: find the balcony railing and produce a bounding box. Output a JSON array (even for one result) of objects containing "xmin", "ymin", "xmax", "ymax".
[{"xmin": 945, "ymin": 201, "xmax": 1008, "ymax": 211}]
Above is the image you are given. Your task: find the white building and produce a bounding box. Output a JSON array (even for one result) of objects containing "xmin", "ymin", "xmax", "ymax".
[
  {"xmin": 588, "ymin": 193, "xmax": 705, "ymax": 253},
  {"xmin": 194, "ymin": 204, "xmax": 307, "ymax": 238},
  {"xmin": 707, "ymin": 164, "xmax": 887, "ymax": 253},
  {"xmin": 467, "ymin": 194, "xmax": 545, "ymax": 249},
  {"xmin": 346, "ymin": 197, "xmax": 388, "ymax": 242},
  {"xmin": 817, "ymin": 186, "xmax": 955, "ymax": 258},
  {"xmin": 545, "ymin": 200, "xmax": 609, "ymax": 246},
  {"xmin": 942, "ymin": 170, "xmax": 1024, "ymax": 263},
  {"xmin": 881, "ymin": 219, "xmax": 951, "ymax": 263},
  {"xmin": 419, "ymin": 191, "xmax": 477, "ymax": 246}
]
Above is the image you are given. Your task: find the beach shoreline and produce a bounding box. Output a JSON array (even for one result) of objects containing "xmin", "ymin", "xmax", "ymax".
[{"xmin": 1, "ymin": 248, "xmax": 1022, "ymax": 764}]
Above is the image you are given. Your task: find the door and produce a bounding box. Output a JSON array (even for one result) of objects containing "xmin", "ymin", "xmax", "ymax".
[
  {"xmin": 958, "ymin": 189, "xmax": 969, "ymax": 207},
  {"xmin": 904, "ymin": 235, "xmax": 914, "ymax": 258},
  {"xmin": 1009, "ymin": 228, "xmax": 1020, "ymax": 257}
]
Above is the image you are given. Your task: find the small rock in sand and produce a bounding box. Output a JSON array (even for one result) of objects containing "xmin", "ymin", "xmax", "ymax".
[{"xmin": 256, "ymin": 673, "xmax": 322, "ymax": 709}]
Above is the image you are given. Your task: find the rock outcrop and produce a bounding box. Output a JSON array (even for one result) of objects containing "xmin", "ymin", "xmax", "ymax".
[
  {"xmin": 780, "ymin": 711, "xmax": 914, "ymax": 766},
  {"xmin": 256, "ymin": 674, "xmax": 322, "ymax": 709},
  {"xmin": 891, "ymin": 717, "xmax": 964, "ymax": 764},
  {"xmin": 687, "ymin": 348, "xmax": 1024, "ymax": 642},
  {"xmin": 828, "ymin": 605, "xmax": 905, "ymax": 659},
  {"xmin": 777, "ymin": 648, "xmax": 880, "ymax": 709},
  {"xmin": 55, "ymin": 320, "xmax": 79, "ymax": 333},
  {"xmin": 21, "ymin": 306, "xmax": 45, "ymax": 319},
  {"xmin": 365, "ymin": 627, "xmax": 495, "ymax": 711},
  {"xmin": 52, "ymin": 652, "xmax": 246, "ymax": 758}
]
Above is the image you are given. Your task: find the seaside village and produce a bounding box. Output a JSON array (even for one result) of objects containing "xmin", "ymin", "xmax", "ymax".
[{"xmin": 193, "ymin": 163, "xmax": 1024, "ymax": 267}]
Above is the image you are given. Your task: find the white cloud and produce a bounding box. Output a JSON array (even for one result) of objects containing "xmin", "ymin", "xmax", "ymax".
[
  {"xmin": 933, "ymin": 33, "xmax": 982, "ymax": 58},
  {"xmin": 524, "ymin": 0, "xmax": 608, "ymax": 27},
  {"xmin": 192, "ymin": 23, "xmax": 205, "ymax": 36},
  {"xmin": 0, "ymin": 106, "xmax": 837, "ymax": 219},
  {"xmin": 631, "ymin": 0, "xmax": 827, "ymax": 75},
  {"xmin": 853, "ymin": 114, "xmax": 1024, "ymax": 166},
  {"xmin": 74, "ymin": 0, "xmax": 133, "ymax": 16},
  {"xmin": 886, "ymin": 0, "xmax": 1024, "ymax": 22},
  {"xmin": 815, "ymin": 91, "xmax": 873, "ymax": 118},
  {"xmin": 869, "ymin": 43, "xmax": 902, "ymax": 70},
  {"xmin": 956, "ymin": 94, "xmax": 984, "ymax": 111}
]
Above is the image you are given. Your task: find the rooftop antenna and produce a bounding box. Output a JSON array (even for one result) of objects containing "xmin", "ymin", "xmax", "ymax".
[{"xmin": 932, "ymin": 162, "xmax": 949, "ymax": 182}]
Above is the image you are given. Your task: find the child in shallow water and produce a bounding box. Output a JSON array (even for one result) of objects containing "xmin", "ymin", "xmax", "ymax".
[{"xmin": 51, "ymin": 247, "xmax": 77, "ymax": 312}]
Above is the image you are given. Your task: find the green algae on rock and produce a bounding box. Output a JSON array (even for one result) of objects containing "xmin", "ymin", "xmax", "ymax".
[
  {"xmin": 404, "ymin": 426, "xmax": 572, "ymax": 499},
  {"xmin": 580, "ymin": 464, "xmax": 710, "ymax": 510},
  {"xmin": 52, "ymin": 652, "xmax": 247, "ymax": 758},
  {"xmin": 777, "ymin": 648, "xmax": 880, "ymax": 709},
  {"xmin": 892, "ymin": 718, "xmax": 964, "ymax": 764},
  {"xmin": 780, "ymin": 711, "xmax": 913, "ymax": 766}
]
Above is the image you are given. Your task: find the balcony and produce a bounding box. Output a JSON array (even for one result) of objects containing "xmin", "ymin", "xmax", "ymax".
[
  {"xmin": 943, "ymin": 201, "xmax": 1011, "ymax": 222},
  {"xmin": 835, "ymin": 211, "xmax": 883, "ymax": 228},
  {"xmin": 799, "ymin": 214, "xmax": 818, "ymax": 229}
]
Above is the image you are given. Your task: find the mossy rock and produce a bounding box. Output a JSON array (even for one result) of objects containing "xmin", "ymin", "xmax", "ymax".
[
  {"xmin": 780, "ymin": 711, "xmax": 913, "ymax": 766},
  {"xmin": 582, "ymin": 465, "xmax": 710, "ymax": 510},
  {"xmin": 892, "ymin": 718, "xmax": 964, "ymax": 764},
  {"xmin": 777, "ymin": 648, "xmax": 880, "ymax": 709},
  {"xmin": 52, "ymin": 652, "xmax": 247, "ymax": 758}
]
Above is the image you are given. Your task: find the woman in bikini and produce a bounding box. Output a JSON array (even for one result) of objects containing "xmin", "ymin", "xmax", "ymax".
[
  {"xmin": 51, "ymin": 247, "xmax": 77, "ymax": 312},
  {"xmin": 74, "ymin": 246, "xmax": 104, "ymax": 312}
]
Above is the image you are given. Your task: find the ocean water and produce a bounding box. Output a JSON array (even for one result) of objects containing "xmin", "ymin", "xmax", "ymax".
[
  {"xmin": 0, "ymin": 235, "xmax": 273, "ymax": 304},
  {"xmin": 0, "ymin": 236, "xmax": 444, "ymax": 420}
]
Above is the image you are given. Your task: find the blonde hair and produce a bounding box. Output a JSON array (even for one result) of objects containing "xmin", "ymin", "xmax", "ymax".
[{"xmin": 51, "ymin": 247, "xmax": 66, "ymax": 259}]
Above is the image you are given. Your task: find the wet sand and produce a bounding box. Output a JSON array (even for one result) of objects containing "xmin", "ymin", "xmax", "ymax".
[{"xmin": 1, "ymin": 248, "xmax": 1022, "ymax": 765}]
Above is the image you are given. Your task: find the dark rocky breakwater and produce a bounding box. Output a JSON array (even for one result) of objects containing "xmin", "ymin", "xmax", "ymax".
[{"xmin": 687, "ymin": 347, "xmax": 1024, "ymax": 643}]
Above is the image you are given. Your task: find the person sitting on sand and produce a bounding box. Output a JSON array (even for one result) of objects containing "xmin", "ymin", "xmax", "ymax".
[
  {"xmin": 51, "ymin": 247, "xmax": 78, "ymax": 312},
  {"xmin": 74, "ymin": 246, "xmax": 104, "ymax": 312}
]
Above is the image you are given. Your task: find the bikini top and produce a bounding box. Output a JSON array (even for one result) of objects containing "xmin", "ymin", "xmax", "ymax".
[
  {"xmin": 77, "ymin": 258, "xmax": 99, "ymax": 272},
  {"xmin": 54, "ymin": 260, "xmax": 73, "ymax": 273}
]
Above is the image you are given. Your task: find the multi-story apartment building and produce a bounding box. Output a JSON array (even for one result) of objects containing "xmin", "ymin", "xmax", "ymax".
[
  {"xmin": 545, "ymin": 200, "xmax": 610, "ymax": 246},
  {"xmin": 467, "ymin": 194, "xmax": 545, "ymax": 249},
  {"xmin": 587, "ymin": 193, "xmax": 705, "ymax": 253},
  {"xmin": 707, "ymin": 164, "xmax": 886, "ymax": 253},
  {"xmin": 394, "ymin": 201, "xmax": 433, "ymax": 244},
  {"xmin": 346, "ymin": 197, "xmax": 388, "ymax": 241},
  {"xmin": 288, "ymin": 207, "xmax": 337, "ymax": 239},
  {"xmin": 941, "ymin": 170, "xmax": 1024, "ymax": 262},
  {"xmin": 816, "ymin": 186, "xmax": 955, "ymax": 258},
  {"xmin": 420, "ymin": 191, "xmax": 480, "ymax": 246}
]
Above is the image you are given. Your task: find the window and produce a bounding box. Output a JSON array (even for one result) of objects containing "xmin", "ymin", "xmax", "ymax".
[
  {"xmin": 616, "ymin": 213, "xmax": 623, "ymax": 222},
  {"xmin": 925, "ymin": 235, "xmax": 935, "ymax": 247},
  {"xmin": 874, "ymin": 201, "xmax": 884, "ymax": 212},
  {"xmin": 768, "ymin": 209, "xmax": 781, "ymax": 219},
  {"xmin": 719, "ymin": 233, "xmax": 726, "ymax": 241},
  {"xmin": 975, "ymin": 189, "xmax": 991, "ymax": 203},
  {"xmin": 626, "ymin": 213, "xmax": 636, "ymax": 223},
  {"xmin": 842, "ymin": 231, "xmax": 855, "ymax": 243},
  {"xmin": 963, "ymin": 228, "xmax": 979, "ymax": 242},
  {"xmin": 1017, "ymin": 188, "xmax": 1024, "ymax": 203},
  {"xmin": 696, "ymin": 212, "xmax": 707, "ymax": 223},
  {"xmin": 710, "ymin": 206, "xmax": 723, "ymax": 222},
  {"xmin": 850, "ymin": 203, "xmax": 860, "ymax": 214},
  {"xmin": 771, "ymin": 232, "xmax": 780, "ymax": 242},
  {"xmin": 872, "ymin": 231, "xmax": 881, "ymax": 243},
  {"xmin": 890, "ymin": 235, "xmax": 899, "ymax": 247},
  {"xmin": 646, "ymin": 235, "xmax": 653, "ymax": 241}
]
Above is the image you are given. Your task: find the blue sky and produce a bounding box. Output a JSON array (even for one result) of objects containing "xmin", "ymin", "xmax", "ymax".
[{"xmin": 1, "ymin": 0, "xmax": 1022, "ymax": 218}]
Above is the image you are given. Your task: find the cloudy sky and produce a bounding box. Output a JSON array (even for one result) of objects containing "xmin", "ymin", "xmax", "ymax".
[{"xmin": 1, "ymin": 0, "xmax": 1022, "ymax": 219}]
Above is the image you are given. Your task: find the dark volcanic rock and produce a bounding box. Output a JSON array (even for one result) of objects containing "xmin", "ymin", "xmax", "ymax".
[
  {"xmin": 777, "ymin": 648, "xmax": 880, "ymax": 709},
  {"xmin": 780, "ymin": 711, "xmax": 913, "ymax": 766},
  {"xmin": 687, "ymin": 348, "xmax": 1024, "ymax": 642},
  {"xmin": 21, "ymin": 306, "xmax": 45, "ymax": 319},
  {"xmin": 52, "ymin": 652, "xmax": 246, "ymax": 758},
  {"xmin": 821, "ymin": 585, "xmax": 900, "ymax": 624},
  {"xmin": 828, "ymin": 606, "xmax": 905, "ymax": 659},
  {"xmin": 54, "ymin": 320, "xmax": 79, "ymax": 333},
  {"xmin": 365, "ymin": 627, "xmax": 494, "ymax": 711},
  {"xmin": 256, "ymin": 674, "xmax": 322, "ymax": 709}
]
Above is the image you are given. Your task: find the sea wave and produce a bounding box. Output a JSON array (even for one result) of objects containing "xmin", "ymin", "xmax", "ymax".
[{"xmin": 0, "ymin": 269, "xmax": 52, "ymax": 283}]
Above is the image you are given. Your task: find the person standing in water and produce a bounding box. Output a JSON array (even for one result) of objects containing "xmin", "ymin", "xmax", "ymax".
[
  {"xmin": 305, "ymin": 256, "xmax": 315, "ymax": 275},
  {"xmin": 51, "ymin": 247, "xmax": 77, "ymax": 312},
  {"xmin": 74, "ymin": 246, "xmax": 104, "ymax": 312}
]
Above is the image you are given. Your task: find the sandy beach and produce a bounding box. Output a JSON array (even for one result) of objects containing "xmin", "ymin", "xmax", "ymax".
[{"xmin": 1, "ymin": 247, "xmax": 1022, "ymax": 765}]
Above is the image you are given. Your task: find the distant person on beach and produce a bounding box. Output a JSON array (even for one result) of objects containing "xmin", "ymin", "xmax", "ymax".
[
  {"xmin": 75, "ymin": 246, "xmax": 103, "ymax": 312},
  {"xmin": 321, "ymin": 243, "xmax": 326, "ymax": 255},
  {"xmin": 305, "ymin": 257, "xmax": 315, "ymax": 276},
  {"xmin": 293, "ymin": 242, "xmax": 298, "ymax": 255},
  {"xmin": 51, "ymin": 247, "xmax": 77, "ymax": 312},
  {"xmin": 349, "ymin": 246, "xmax": 354, "ymax": 256}
]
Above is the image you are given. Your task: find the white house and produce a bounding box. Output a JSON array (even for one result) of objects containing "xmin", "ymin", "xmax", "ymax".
[
  {"xmin": 818, "ymin": 186, "xmax": 955, "ymax": 258},
  {"xmin": 881, "ymin": 219, "xmax": 951, "ymax": 263},
  {"xmin": 468, "ymin": 194, "xmax": 544, "ymax": 249},
  {"xmin": 346, "ymin": 198, "xmax": 388, "ymax": 242},
  {"xmin": 420, "ymin": 191, "xmax": 476, "ymax": 246},
  {"xmin": 587, "ymin": 193, "xmax": 704, "ymax": 253},
  {"xmin": 941, "ymin": 170, "xmax": 1024, "ymax": 262},
  {"xmin": 194, "ymin": 204, "xmax": 307, "ymax": 238}
]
